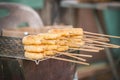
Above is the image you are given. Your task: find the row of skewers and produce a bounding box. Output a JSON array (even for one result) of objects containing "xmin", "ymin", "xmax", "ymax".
[{"xmin": 22, "ymin": 28, "xmax": 120, "ymax": 65}]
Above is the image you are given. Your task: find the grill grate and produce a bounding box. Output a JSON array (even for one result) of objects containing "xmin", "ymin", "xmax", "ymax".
[{"xmin": 0, "ymin": 36, "xmax": 25, "ymax": 59}]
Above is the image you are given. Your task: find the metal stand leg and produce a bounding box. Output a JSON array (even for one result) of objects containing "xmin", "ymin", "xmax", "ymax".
[
  {"xmin": 73, "ymin": 72, "xmax": 78, "ymax": 80},
  {"xmin": 94, "ymin": 11, "xmax": 120, "ymax": 80}
]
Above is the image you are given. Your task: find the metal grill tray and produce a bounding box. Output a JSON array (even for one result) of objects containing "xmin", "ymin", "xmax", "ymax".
[
  {"xmin": 0, "ymin": 36, "xmax": 25, "ymax": 59},
  {"xmin": 0, "ymin": 36, "xmax": 76, "ymax": 62}
]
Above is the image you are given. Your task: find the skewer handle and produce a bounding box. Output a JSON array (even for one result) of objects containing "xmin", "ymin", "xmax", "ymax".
[
  {"xmin": 70, "ymin": 48, "xmax": 99, "ymax": 52},
  {"xmin": 56, "ymin": 51, "xmax": 86, "ymax": 61},
  {"xmin": 71, "ymin": 53, "xmax": 93, "ymax": 57},
  {"xmin": 84, "ymin": 31, "xmax": 120, "ymax": 38},
  {"xmin": 51, "ymin": 57, "xmax": 90, "ymax": 66},
  {"xmin": 85, "ymin": 39, "xmax": 120, "ymax": 48}
]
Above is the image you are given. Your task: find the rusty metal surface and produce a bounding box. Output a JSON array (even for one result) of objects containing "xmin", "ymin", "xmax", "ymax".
[
  {"xmin": 23, "ymin": 57, "xmax": 76, "ymax": 80},
  {"xmin": 0, "ymin": 36, "xmax": 25, "ymax": 59}
]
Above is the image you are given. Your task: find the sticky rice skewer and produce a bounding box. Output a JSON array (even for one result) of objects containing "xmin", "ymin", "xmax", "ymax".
[
  {"xmin": 22, "ymin": 33, "xmax": 65, "ymax": 45},
  {"xmin": 25, "ymin": 51, "xmax": 45, "ymax": 60},
  {"xmin": 52, "ymin": 35, "xmax": 103, "ymax": 51},
  {"xmin": 48, "ymin": 28, "xmax": 100, "ymax": 51},
  {"xmin": 59, "ymin": 37, "xmax": 110, "ymax": 50},
  {"xmin": 57, "ymin": 37, "xmax": 110, "ymax": 48},
  {"xmin": 25, "ymin": 51, "xmax": 89, "ymax": 65},
  {"xmin": 23, "ymin": 31, "xmax": 102, "ymax": 52},
  {"xmin": 57, "ymin": 40, "xmax": 101, "ymax": 52},
  {"xmin": 48, "ymin": 28, "xmax": 111, "ymax": 46},
  {"xmin": 49, "ymin": 28, "xmax": 120, "ymax": 38},
  {"xmin": 24, "ymin": 44, "xmax": 100, "ymax": 53},
  {"xmin": 48, "ymin": 28, "xmax": 84, "ymax": 36},
  {"xmin": 24, "ymin": 45, "xmax": 87, "ymax": 61},
  {"xmin": 24, "ymin": 44, "xmax": 93, "ymax": 60},
  {"xmin": 22, "ymin": 44, "xmax": 85, "ymax": 52},
  {"xmin": 23, "ymin": 37, "xmax": 102, "ymax": 53},
  {"xmin": 67, "ymin": 40, "xmax": 104, "ymax": 50}
]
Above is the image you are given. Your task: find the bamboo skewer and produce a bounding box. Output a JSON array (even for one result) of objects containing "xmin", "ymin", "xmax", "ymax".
[
  {"xmin": 84, "ymin": 31, "xmax": 120, "ymax": 38},
  {"xmin": 86, "ymin": 43, "xmax": 116, "ymax": 48},
  {"xmin": 81, "ymin": 45, "xmax": 104, "ymax": 50},
  {"xmin": 86, "ymin": 38, "xmax": 109, "ymax": 42},
  {"xmin": 51, "ymin": 57, "xmax": 90, "ymax": 65},
  {"xmin": 86, "ymin": 42, "xmax": 119, "ymax": 48},
  {"xmin": 85, "ymin": 39, "xmax": 120, "ymax": 48},
  {"xmin": 71, "ymin": 53, "xmax": 93, "ymax": 57},
  {"xmin": 69, "ymin": 43, "xmax": 103, "ymax": 50},
  {"xmin": 70, "ymin": 48, "xmax": 99, "ymax": 52},
  {"xmin": 73, "ymin": 40, "xmax": 115, "ymax": 49},
  {"xmin": 55, "ymin": 51, "xmax": 86, "ymax": 61},
  {"xmin": 85, "ymin": 35, "xmax": 110, "ymax": 42}
]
